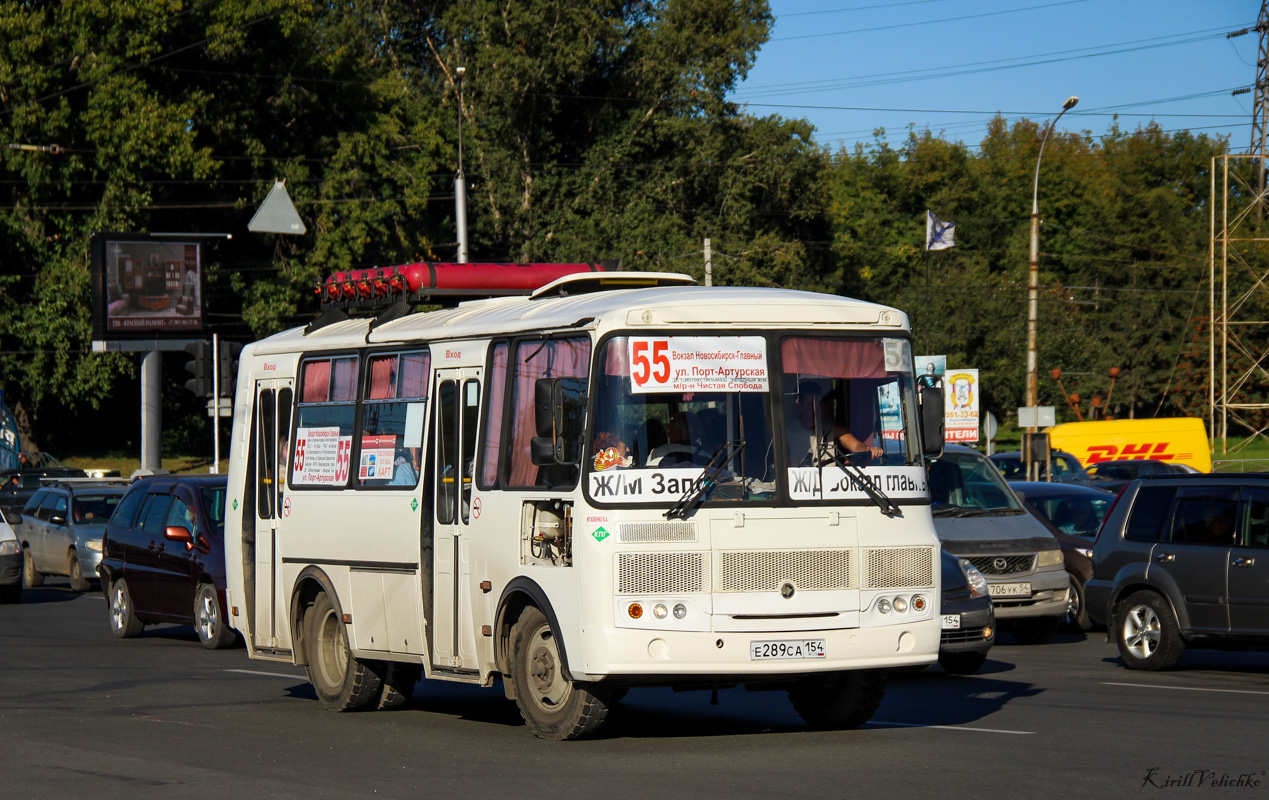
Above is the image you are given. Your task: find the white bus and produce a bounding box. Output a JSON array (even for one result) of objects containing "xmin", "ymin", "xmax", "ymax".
[{"xmin": 223, "ymin": 266, "xmax": 946, "ymax": 739}]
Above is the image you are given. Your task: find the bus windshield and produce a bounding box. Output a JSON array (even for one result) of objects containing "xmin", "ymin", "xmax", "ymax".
[{"xmin": 586, "ymin": 333, "xmax": 923, "ymax": 507}]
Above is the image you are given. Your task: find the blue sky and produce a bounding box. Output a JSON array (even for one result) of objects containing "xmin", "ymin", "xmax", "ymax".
[{"xmin": 731, "ymin": 0, "xmax": 1260, "ymax": 152}]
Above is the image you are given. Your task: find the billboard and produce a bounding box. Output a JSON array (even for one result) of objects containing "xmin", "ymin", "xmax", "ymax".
[
  {"xmin": 91, "ymin": 233, "xmax": 204, "ymax": 340},
  {"xmin": 944, "ymin": 368, "xmax": 980, "ymax": 443}
]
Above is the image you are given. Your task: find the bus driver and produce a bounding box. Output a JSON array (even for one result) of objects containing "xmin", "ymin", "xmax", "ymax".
[{"xmin": 788, "ymin": 384, "xmax": 883, "ymax": 467}]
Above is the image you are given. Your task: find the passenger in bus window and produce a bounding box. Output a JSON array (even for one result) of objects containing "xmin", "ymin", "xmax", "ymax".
[
  {"xmin": 788, "ymin": 384, "xmax": 882, "ymax": 466},
  {"xmin": 390, "ymin": 447, "xmax": 419, "ymax": 486}
]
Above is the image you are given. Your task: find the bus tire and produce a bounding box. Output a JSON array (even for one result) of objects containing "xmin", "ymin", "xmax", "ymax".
[
  {"xmin": 303, "ymin": 591, "xmax": 381, "ymax": 711},
  {"xmin": 509, "ymin": 605, "xmax": 610, "ymax": 740},
  {"xmin": 109, "ymin": 578, "xmax": 144, "ymax": 639},
  {"xmin": 788, "ymin": 669, "xmax": 887, "ymax": 730},
  {"xmin": 375, "ymin": 661, "xmax": 421, "ymax": 710}
]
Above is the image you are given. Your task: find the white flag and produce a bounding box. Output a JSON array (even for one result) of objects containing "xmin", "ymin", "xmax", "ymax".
[{"xmin": 926, "ymin": 210, "xmax": 955, "ymax": 251}]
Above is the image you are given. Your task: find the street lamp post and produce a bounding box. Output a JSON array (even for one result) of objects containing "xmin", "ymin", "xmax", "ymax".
[
  {"xmin": 454, "ymin": 66, "xmax": 468, "ymax": 264},
  {"xmin": 1026, "ymin": 96, "xmax": 1078, "ymax": 417}
]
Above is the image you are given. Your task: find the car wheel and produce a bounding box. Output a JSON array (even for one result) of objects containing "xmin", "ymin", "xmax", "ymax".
[
  {"xmin": 788, "ymin": 669, "xmax": 888, "ymax": 729},
  {"xmin": 938, "ymin": 650, "xmax": 989, "ymax": 675},
  {"xmin": 1063, "ymin": 577, "xmax": 1092, "ymax": 631},
  {"xmin": 0, "ymin": 583, "xmax": 20, "ymax": 604},
  {"xmin": 22, "ymin": 546, "xmax": 43, "ymax": 588},
  {"xmin": 1115, "ymin": 590, "xmax": 1184, "ymax": 671},
  {"xmin": 68, "ymin": 551, "xmax": 91, "ymax": 593},
  {"xmin": 1009, "ymin": 616, "xmax": 1061, "ymax": 645},
  {"xmin": 109, "ymin": 578, "xmax": 144, "ymax": 638},
  {"xmin": 303, "ymin": 591, "xmax": 381, "ymax": 711},
  {"xmin": 509, "ymin": 605, "xmax": 610, "ymax": 740},
  {"xmin": 195, "ymin": 583, "xmax": 237, "ymax": 650}
]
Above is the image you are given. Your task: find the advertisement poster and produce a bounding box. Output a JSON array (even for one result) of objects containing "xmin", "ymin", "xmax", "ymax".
[
  {"xmin": 915, "ymin": 355, "xmax": 945, "ymax": 391},
  {"xmin": 292, "ymin": 426, "xmax": 352, "ymax": 486},
  {"xmin": 358, "ymin": 434, "xmax": 396, "ymax": 481},
  {"xmin": 102, "ymin": 239, "xmax": 203, "ymax": 333},
  {"xmin": 626, "ymin": 336, "xmax": 768, "ymax": 394},
  {"xmin": 944, "ymin": 369, "xmax": 980, "ymax": 443}
]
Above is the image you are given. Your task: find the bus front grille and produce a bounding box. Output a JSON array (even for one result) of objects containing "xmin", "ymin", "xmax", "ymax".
[
  {"xmin": 862, "ymin": 547, "xmax": 934, "ymax": 589},
  {"xmin": 618, "ymin": 522, "xmax": 698, "ymax": 543},
  {"xmin": 717, "ymin": 550, "xmax": 853, "ymax": 593},
  {"xmin": 615, "ymin": 552, "xmax": 709, "ymax": 594}
]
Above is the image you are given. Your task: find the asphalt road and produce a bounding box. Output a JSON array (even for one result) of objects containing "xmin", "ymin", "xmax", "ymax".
[{"xmin": 4, "ymin": 579, "xmax": 1269, "ymax": 799}]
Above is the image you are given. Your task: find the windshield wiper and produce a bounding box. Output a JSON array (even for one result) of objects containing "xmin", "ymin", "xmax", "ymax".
[
  {"xmin": 817, "ymin": 450, "xmax": 900, "ymax": 517},
  {"xmin": 665, "ymin": 439, "xmax": 745, "ymax": 520}
]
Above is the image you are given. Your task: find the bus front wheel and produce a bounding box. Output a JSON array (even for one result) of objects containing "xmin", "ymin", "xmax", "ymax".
[
  {"xmin": 303, "ymin": 591, "xmax": 382, "ymax": 711},
  {"xmin": 788, "ymin": 669, "xmax": 888, "ymax": 730},
  {"xmin": 509, "ymin": 605, "xmax": 610, "ymax": 740}
]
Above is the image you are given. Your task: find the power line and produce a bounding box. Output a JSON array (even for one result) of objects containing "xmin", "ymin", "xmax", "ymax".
[{"xmin": 771, "ymin": 0, "xmax": 1095, "ymax": 42}]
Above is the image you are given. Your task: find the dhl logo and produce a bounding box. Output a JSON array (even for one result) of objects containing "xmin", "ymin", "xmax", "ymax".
[{"xmin": 1085, "ymin": 442, "xmax": 1193, "ymax": 464}]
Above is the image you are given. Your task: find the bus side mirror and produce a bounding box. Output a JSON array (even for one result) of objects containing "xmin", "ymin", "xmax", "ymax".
[
  {"xmin": 919, "ymin": 384, "xmax": 944, "ymax": 459},
  {"xmin": 530, "ymin": 377, "xmax": 587, "ymax": 466}
]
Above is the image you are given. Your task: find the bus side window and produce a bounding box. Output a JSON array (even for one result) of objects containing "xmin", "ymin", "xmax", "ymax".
[
  {"xmin": 359, "ymin": 351, "xmax": 429, "ymax": 488},
  {"xmin": 507, "ymin": 337, "xmax": 591, "ymax": 489}
]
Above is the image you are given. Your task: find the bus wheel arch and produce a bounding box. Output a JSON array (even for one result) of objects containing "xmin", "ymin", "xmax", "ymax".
[
  {"xmin": 494, "ymin": 578, "xmax": 573, "ymax": 700},
  {"xmin": 289, "ymin": 567, "xmax": 340, "ymax": 668}
]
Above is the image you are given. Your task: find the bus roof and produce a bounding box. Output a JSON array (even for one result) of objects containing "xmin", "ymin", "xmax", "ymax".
[{"xmin": 249, "ymin": 280, "xmax": 908, "ymax": 356}]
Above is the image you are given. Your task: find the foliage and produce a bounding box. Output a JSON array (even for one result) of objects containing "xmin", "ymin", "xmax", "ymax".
[{"xmin": 824, "ymin": 119, "xmax": 1230, "ymax": 424}]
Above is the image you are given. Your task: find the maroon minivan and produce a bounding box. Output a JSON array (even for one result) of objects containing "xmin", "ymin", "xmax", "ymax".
[{"xmin": 97, "ymin": 475, "xmax": 236, "ymax": 649}]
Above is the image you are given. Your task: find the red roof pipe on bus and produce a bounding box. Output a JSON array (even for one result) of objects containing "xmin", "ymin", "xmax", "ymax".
[{"xmin": 317, "ymin": 261, "xmax": 612, "ymax": 308}]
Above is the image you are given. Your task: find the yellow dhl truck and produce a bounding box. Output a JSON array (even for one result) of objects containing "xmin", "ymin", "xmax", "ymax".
[{"xmin": 1047, "ymin": 417, "xmax": 1212, "ymax": 473}]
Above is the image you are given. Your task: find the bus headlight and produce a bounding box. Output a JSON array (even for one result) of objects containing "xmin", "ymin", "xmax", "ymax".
[
  {"xmin": 893, "ymin": 596, "xmax": 909, "ymax": 613},
  {"xmin": 911, "ymin": 595, "xmax": 927, "ymax": 612},
  {"xmin": 672, "ymin": 603, "xmax": 687, "ymax": 619},
  {"xmin": 653, "ymin": 604, "xmax": 668, "ymax": 620},
  {"xmin": 628, "ymin": 603, "xmax": 644, "ymax": 619},
  {"xmin": 876, "ymin": 598, "xmax": 891, "ymax": 614}
]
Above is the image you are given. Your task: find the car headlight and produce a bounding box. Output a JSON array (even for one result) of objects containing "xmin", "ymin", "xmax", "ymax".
[
  {"xmin": 1037, "ymin": 548, "xmax": 1064, "ymax": 568},
  {"xmin": 959, "ymin": 560, "xmax": 989, "ymax": 599},
  {"xmin": 86, "ymin": 540, "xmax": 103, "ymax": 552},
  {"xmin": 1075, "ymin": 547, "xmax": 1093, "ymax": 559},
  {"xmin": 0, "ymin": 540, "xmax": 20, "ymax": 557}
]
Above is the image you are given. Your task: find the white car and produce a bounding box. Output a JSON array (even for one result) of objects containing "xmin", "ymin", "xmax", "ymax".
[{"xmin": 0, "ymin": 508, "xmax": 21, "ymax": 603}]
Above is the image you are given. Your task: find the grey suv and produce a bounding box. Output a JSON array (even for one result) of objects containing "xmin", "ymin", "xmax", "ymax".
[{"xmin": 1087, "ymin": 473, "xmax": 1269, "ymax": 670}]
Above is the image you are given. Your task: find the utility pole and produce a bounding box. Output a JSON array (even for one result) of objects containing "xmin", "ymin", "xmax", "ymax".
[
  {"xmin": 703, "ymin": 238, "xmax": 712, "ymax": 286},
  {"xmin": 1229, "ymin": 1, "xmax": 1269, "ymax": 217}
]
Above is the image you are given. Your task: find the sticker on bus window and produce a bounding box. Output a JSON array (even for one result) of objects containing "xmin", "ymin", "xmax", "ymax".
[
  {"xmin": 293, "ymin": 427, "xmax": 352, "ymax": 486},
  {"xmin": 359, "ymin": 434, "xmax": 396, "ymax": 481},
  {"xmin": 786, "ymin": 466, "xmax": 927, "ymax": 502},
  {"xmin": 627, "ymin": 337, "xmax": 768, "ymax": 394}
]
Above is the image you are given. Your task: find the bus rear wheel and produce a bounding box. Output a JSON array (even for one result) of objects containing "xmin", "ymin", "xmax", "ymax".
[
  {"xmin": 789, "ymin": 669, "xmax": 888, "ymax": 730},
  {"xmin": 509, "ymin": 605, "xmax": 610, "ymax": 740},
  {"xmin": 303, "ymin": 591, "xmax": 381, "ymax": 711}
]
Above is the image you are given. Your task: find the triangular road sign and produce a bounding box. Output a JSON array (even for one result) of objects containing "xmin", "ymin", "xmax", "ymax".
[{"xmin": 248, "ymin": 180, "xmax": 307, "ymax": 235}]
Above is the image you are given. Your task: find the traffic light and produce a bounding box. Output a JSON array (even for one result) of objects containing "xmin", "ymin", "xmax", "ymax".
[
  {"xmin": 218, "ymin": 341, "xmax": 243, "ymax": 398},
  {"xmin": 184, "ymin": 341, "xmax": 213, "ymax": 398}
]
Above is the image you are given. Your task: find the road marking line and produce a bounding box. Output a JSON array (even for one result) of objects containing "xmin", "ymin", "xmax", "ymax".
[
  {"xmin": 225, "ymin": 668, "xmax": 308, "ymax": 680},
  {"xmin": 1102, "ymin": 681, "xmax": 1269, "ymax": 697},
  {"xmin": 868, "ymin": 720, "xmax": 1034, "ymax": 735}
]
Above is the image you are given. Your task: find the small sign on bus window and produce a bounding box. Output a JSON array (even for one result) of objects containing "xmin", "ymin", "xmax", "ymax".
[{"xmin": 626, "ymin": 336, "xmax": 768, "ymax": 394}]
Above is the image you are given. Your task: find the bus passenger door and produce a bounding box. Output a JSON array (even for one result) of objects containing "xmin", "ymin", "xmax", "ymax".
[
  {"xmin": 431, "ymin": 369, "xmax": 481, "ymax": 670},
  {"xmin": 251, "ymin": 380, "xmax": 293, "ymax": 650}
]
